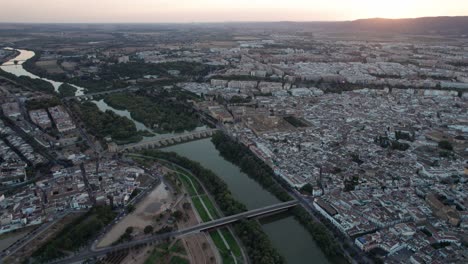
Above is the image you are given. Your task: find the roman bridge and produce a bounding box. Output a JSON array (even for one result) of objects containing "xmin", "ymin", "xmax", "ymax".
[{"xmin": 120, "ymin": 129, "xmax": 219, "ymax": 152}]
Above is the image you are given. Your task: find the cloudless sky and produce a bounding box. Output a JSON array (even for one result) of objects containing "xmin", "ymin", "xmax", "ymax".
[{"xmin": 1, "ymin": 0, "xmax": 467, "ymax": 23}]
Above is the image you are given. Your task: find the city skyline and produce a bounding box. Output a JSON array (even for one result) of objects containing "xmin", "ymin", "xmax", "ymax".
[{"xmin": 1, "ymin": 0, "xmax": 467, "ymax": 23}]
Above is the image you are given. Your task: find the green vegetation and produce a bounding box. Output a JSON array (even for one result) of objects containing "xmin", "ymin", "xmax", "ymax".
[
  {"xmin": 26, "ymin": 97, "xmax": 61, "ymax": 111},
  {"xmin": 300, "ymin": 183, "xmax": 313, "ymax": 195},
  {"xmin": 170, "ymin": 240, "xmax": 187, "ymax": 255},
  {"xmin": 140, "ymin": 150, "xmax": 246, "ymax": 216},
  {"xmin": 210, "ymin": 231, "xmax": 236, "ymax": 264},
  {"xmin": 32, "ymin": 206, "xmax": 116, "ymax": 263},
  {"xmin": 136, "ymin": 151, "xmax": 283, "ymax": 264},
  {"xmin": 234, "ymin": 220, "xmax": 284, "ymax": 264},
  {"xmin": 344, "ymin": 176, "xmax": 359, "ymax": 192},
  {"xmin": 291, "ymin": 207, "xmax": 342, "ymax": 257},
  {"xmin": 375, "ymin": 135, "xmax": 410, "ymax": 151},
  {"xmin": 70, "ymin": 101, "xmax": 143, "ymax": 144},
  {"xmin": 0, "ymin": 69, "xmax": 55, "ymax": 94},
  {"xmin": 390, "ymin": 140, "xmax": 410, "ymax": 151},
  {"xmin": 58, "ymin": 83, "xmax": 77, "ymax": 97},
  {"xmin": 228, "ymin": 95, "xmax": 252, "ymax": 104},
  {"xmin": 439, "ymin": 150, "xmax": 456, "ymax": 159},
  {"xmin": 211, "ymin": 132, "xmax": 292, "ymax": 202},
  {"xmin": 221, "ymin": 228, "xmax": 243, "ymax": 258},
  {"xmin": 192, "ymin": 196, "xmax": 211, "ymax": 222},
  {"xmin": 200, "ymin": 195, "xmax": 220, "ymax": 219},
  {"xmin": 169, "ymin": 256, "xmax": 190, "ymax": 264},
  {"xmin": 22, "ymin": 51, "xmax": 68, "ymax": 82},
  {"xmin": 144, "ymin": 243, "xmax": 171, "ymax": 264},
  {"xmin": 395, "ymin": 130, "xmax": 415, "ymax": 142},
  {"xmin": 179, "ymin": 173, "xmax": 198, "ymax": 196},
  {"xmin": 211, "ymin": 132, "xmax": 343, "ymax": 261},
  {"xmin": 284, "ymin": 116, "xmax": 310, "ymax": 127},
  {"xmin": 104, "ymin": 91, "xmax": 199, "ymax": 133},
  {"xmin": 129, "ymin": 188, "xmax": 140, "ymax": 199},
  {"xmin": 438, "ymin": 140, "xmax": 453, "ymax": 151},
  {"xmin": 100, "ymin": 61, "xmax": 218, "ymax": 80},
  {"xmin": 68, "ymin": 61, "xmax": 221, "ymax": 93},
  {"xmin": 144, "ymin": 225, "xmax": 154, "ymax": 234}
]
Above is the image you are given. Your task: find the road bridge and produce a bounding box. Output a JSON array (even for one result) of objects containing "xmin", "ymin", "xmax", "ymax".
[
  {"xmin": 120, "ymin": 129, "xmax": 219, "ymax": 152},
  {"xmin": 46, "ymin": 200, "xmax": 299, "ymax": 264}
]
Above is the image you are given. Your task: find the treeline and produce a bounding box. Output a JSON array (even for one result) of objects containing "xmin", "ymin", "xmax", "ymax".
[
  {"xmin": 100, "ymin": 61, "xmax": 220, "ymax": 81},
  {"xmin": 138, "ymin": 150, "xmax": 284, "ymax": 264},
  {"xmin": 32, "ymin": 206, "xmax": 116, "ymax": 263},
  {"xmin": 104, "ymin": 91, "xmax": 199, "ymax": 133},
  {"xmin": 26, "ymin": 97, "xmax": 61, "ymax": 111},
  {"xmin": 140, "ymin": 150, "xmax": 246, "ymax": 215},
  {"xmin": 211, "ymin": 132, "xmax": 292, "ymax": 202},
  {"xmin": 71, "ymin": 101, "xmax": 142, "ymax": 144},
  {"xmin": 0, "ymin": 68, "xmax": 55, "ymax": 94},
  {"xmin": 211, "ymin": 132, "xmax": 343, "ymax": 260},
  {"xmin": 22, "ymin": 51, "xmax": 68, "ymax": 82},
  {"xmin": 58, "ymin": 83, "xmax": 77, "ymax": 97},
  {"xmin": 234, "ymin": 220, "xmax": 285, "ymax": 264}
]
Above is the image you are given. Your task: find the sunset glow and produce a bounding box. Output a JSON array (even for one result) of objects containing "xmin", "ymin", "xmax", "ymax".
[{"xmin": 1, "ymin": 0, "xmax": 467, "ymax": 23}]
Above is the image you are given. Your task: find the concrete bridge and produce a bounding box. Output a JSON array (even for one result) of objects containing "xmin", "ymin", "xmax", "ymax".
[
  {"xmin": 47, "ymin": 200, "xmax": 299, "ymax": 264},
  {"xmin": 120, "ymin": 129, "xmax": 219, "ymax": 152}
]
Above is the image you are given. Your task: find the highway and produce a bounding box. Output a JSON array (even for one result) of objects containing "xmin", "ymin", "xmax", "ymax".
[{"xmin": 47, "ymin": 200, "xmax": 298, "ymax": 264}]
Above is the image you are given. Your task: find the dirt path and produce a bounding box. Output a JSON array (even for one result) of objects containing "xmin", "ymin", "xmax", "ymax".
[{"xmin": 98, "ymin": 182, "xmax": 173, "ymax": 247}]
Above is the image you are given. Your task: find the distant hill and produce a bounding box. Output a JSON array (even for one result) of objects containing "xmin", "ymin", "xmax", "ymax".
[{"xmin": 345, "ymin": 16, "xmax": 468, "ymax": 35}]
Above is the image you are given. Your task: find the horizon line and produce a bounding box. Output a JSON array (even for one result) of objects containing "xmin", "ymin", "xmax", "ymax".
[{"xmin": 0, "ymin": 15, "xmax": 466, "ymax": 25}]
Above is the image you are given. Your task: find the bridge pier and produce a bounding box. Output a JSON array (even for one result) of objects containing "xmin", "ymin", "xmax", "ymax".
[{"xmin": 118, "ymin": 129, "xmax": 219, "ymax": 152}]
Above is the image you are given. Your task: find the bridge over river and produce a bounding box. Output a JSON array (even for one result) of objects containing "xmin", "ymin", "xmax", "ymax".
[
  {"xmin": 120, "ymin": 129, "xmax": 219, "ymax": 152},
  {"xmin": 47, "ymin": 200, "xmax": 299, "ymax": 264}
]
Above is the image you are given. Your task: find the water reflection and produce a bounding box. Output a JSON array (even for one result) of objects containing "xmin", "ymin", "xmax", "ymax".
[{"xmin": 0, "ymin": 48, "xmax": 85, "ymax": 96}]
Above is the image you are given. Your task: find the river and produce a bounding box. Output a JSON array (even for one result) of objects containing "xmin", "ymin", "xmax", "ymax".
[
  {"xmin": 1, "ymin": 47, "xmax": 331, "ymax": 263},
  {"xmin": 0, "ymin": 48, "xmax": 85, "ymax": 96},
  {"xmin": 164, "ymin": 138, "xmax": 330, "ymax": 264}
]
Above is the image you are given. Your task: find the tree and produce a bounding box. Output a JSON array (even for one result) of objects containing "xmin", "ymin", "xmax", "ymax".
[
  {"xmin": 125, "ymin": 226, "xmax": 134, "ymax": 234},
  {"xmin": 144, "ymin": 225, "xmax": 154, "ymax": 234},
  {"xmin": 300, "ymin": 183, "xmax": 313, "ymax": 195},
  {"xmin": 438, "ymin": 140, "xmax": 453, "ymax": 151},
  {"xmin": 127, "ymin": 204, "xmax": 135, "ymax": 213},
  {"xmin": 171, "ymin": 210, "xmax": 183, "ymax": 221}
]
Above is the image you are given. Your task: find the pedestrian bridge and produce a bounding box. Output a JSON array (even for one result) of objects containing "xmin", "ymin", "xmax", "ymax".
[{"xmin": 120, "ymin": 129, "xmax": 219, "ymax": 152}]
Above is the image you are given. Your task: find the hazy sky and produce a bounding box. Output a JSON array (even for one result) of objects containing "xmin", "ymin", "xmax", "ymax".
[{"xmin": 1, "ymin": 0, "xmax": 467, "ymax": 23}]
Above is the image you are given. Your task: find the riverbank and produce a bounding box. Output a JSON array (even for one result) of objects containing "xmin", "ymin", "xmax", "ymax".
[
  {"xmin": 131, "ymin": 154, "xmax": 246, "ymax": 264},
  {"xmin": 163, "ymin": 138, "xmax": 331, "ymax": 264},
  {"xmin": 137, "ymin": 149, "xmax": 286, "ymax": 264},
  {"xmin": 211, "ymin": 132, "xmax": 347, "ymax": 263},
  {"xmin": 103, "ymin": 91, "xmax": 200, "ymax": 134},
  {"xmin": 0, "ymin": 48, "xmax": 85, "ymax": 96}
]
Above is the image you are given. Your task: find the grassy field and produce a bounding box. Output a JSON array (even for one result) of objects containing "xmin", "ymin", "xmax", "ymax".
[
  {"xmin": 127, "ymin": 154, "xmax": 244, "ymax": 264},
  {"xmin": 169, "ymin": 255, "xmax": 190, "ymax": 264},
  {"xmin": 210, "ymin": 231, "xmax": 235, "ymax": 264},
  {"xmin": 221, "ymin": 228, "xmax": 243, "ymax": 259},
  {"xmin": 200, "ymin": 195, "xmax": 219, "ymax": 219},
  {"xmin": 192, "ymin": 196, "xmax": 211, "ymax": 222},
  {"xmin": 178, "ymin": 173, "xmax": 199, "ymax": 196},
  {"xmin": 36, "ymin": 60, "xmax": 65, "ymax": 74},
  {"xmin": 170, "ymin": 240, "xmax": 187, "ymax": 255}
]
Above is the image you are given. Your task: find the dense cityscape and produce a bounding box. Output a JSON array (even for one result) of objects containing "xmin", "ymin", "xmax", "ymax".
[{"xmin": 0, "ymin": 14, "xmax": 467, "ymax": 264}]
